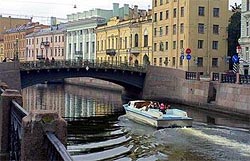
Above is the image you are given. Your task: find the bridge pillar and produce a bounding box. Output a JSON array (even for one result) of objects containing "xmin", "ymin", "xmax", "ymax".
[
  {"xmin": 0, "ymin": 89, "xmax": 22, "ymax": 158},
  {"xmin": 21, "ymin": 110, "xmax": 67, "ymax": 161}
]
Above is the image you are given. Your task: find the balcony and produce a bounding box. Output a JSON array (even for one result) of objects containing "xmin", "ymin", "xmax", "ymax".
[
  {"xmin": 40, "ymin": 41, "xmax": 50, "ymax": 47},
  {"xmin": 36, "ymin": 54, "xmax": 45, "ymax": 60},
  {"xmin": 130, "ymin": 47, "xmax": 140, "ymax": 57},
  {"xmin": 106, "ymin": 49, "xmax": 116, "ymax": 56}
]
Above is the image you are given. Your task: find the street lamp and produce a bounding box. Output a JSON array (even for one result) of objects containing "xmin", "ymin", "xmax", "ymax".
[{"xmin": 14, "ymin": 38, "xmax": 19, "ymax": 61}]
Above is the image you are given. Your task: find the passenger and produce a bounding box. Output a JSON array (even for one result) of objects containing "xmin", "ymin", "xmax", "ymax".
[
  {"xmin": 160, "ymin": 103, "xmax": 166, "ymax": 114},
  {"xmin": 148, "ymin": 101, "xmax": 154, "ymax": 109},
  {"xmin": 153, "ymin": 102, "xmax": 158, "ymax": 109}
]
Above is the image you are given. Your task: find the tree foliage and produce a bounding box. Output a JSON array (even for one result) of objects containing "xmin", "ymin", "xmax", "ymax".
[{"xmin": 228, "ymin": 3, "xmax": 241, "ymax": 69}]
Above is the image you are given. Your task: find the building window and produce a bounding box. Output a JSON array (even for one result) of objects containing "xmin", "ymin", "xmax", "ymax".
[
  {"xmin": 213, "ymin": 8, "xmax": 220, "ymax": 17},
  {"xmin": 213, "ymin": 25, "xmax": 219, "ymax": 34},
  {"xmin": 159, "ymin": 57, "xmax": 162, "ymax": 66},
  {"xmin": 246, "ymin": 47, "xmax": 249, "ymax": 61},
  {"xmin": 198, "ymin": 7, "xmax": 205, "ymax": 16},
  {"xmin": 135, "ymin": 34, "xmax": 139, "ymax": 47},
  {"xmin": 198, "ymin": 23, "xmax": 205, "ymax": 34},
  {"xmin": 154, "ymin": 13, "xmax": 157, "ymax": 22},
  {"xmin": 166, "ymin": 10, "xmax": 169, "ymax": 19},
  {"xmin": 86, "ymin": 42, "xmax": 89, "ymax": 53},
  {"xmin": 154, "ymin": 43, "xmax": 157, "ymax": 51},
  {"xmin": 154, "ymin": 58, "xmax": 157, "ymax": 66},
  {"xmin": 181, "ymin": 7, "xmax": 184, "ymax": 17},
  {"xmin": 160, "ymin": 0, "xmax": 163, "ymax": 5},
  {"xmin": 248, "ymin": 0, "xmax": 250, "ymax": 11},
  {"xmin": 172, "ymin": 57, "xmax": 176, "ymax": 66},
  {"xmin": 159, "ymin": 27, "xmax": 163, "ymax": 36},
  {"xmin": 197, "ymin": 57, "xmax": 203, "ymax": 67},
  {"xmin": 198, "ymin": 40, "xmax": 204, "ymax": 49},
  {"xmin": 144, "ymin": 35, "xmax": 148, "ymax": 47},
  {"xmin": 180, "ymin": 40, "xmax": 183, "ymax": 49},
  {"xmin": 125, "ymin": 37, "xmax": 128, "ymax": 49},
  {"xmin": 154, "ymin": 28, "xmax": 157, "ymax": 36},
  {"xmin": 165, "ymin": 41, "xmax": 168, "ymax": 50},
  {"xmin": 92, "ymin": 42, "xmax": 95, "ymax": 53},
  {"xmin": 212, "ymin": 41, "xmax": 218, "ymax": 49},
  {"xmin": 180, "ymin": 23, "xmax": 184, "ymax": 33},
  {"xmin": 165, "ymin": 26, "xmax": 169, "ymax": 35},
  {"xmin": 212, "ymin": 58, "xmax": 218, "ymax": 67},
  {"xmin": 160, "ymin": 12, "xmax": 163, "ymax": 20},
  {"xmin": 173, "ymin": 24, "xmax": 177, "ymax": 35},
  {"xmin": 173, "ymin": 41, "xmax": 176, "ymax": 49},
  {"xmin": 173, "ymin": 8, "xmax": 177, "ymax": 18},
  {"xmin": 69, "ymin": 44, "xmax": 71, "ymax": 54},
  {"xmin": 247, "ymin": 22, "xmax": 249, "ymax": 36},
  {"xmin": 160, "ymin": 42, "xmax": 164, "ymax": 51},
  {"xmin": 154, "ymin": 0, "xmax": 157, "ymax": 7},
  {"xmin": 164, "ymin": 57, "xmax": 168, "ymax": 66}
]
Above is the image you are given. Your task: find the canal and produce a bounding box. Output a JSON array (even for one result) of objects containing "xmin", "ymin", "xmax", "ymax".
[{"xmin": 22, "ymin": 83, "xmax": 250, "ymax": 161}]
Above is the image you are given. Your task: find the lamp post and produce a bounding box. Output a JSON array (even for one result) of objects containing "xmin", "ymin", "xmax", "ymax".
[{"xmin": 14, "ymin": 38, "xmax": 19, "ymax": 61}]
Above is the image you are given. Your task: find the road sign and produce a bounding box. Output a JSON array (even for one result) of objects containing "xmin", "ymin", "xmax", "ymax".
[
  {"xmin": 232, "ymin": 55, "xmax": 239, "ymax": 63},
  {"xmin": 236, "ymin": 46, "xmax": 242, "ymax": 54},
  {"xmin": 186, "ymin": 48, "xmax": 191, "ymax": 54},
  {"xmin": 180, "ymin": 55, "xmax": 184, "ymax": 60},
  {"xmin": 186, "ymin": 54, "xmax": 192, "ymax": 60}
]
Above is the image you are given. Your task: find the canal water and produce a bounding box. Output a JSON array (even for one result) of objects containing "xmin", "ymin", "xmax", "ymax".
[{"xmin": 22, "ymin": 83, "xmax": 250, "ymax": 161}]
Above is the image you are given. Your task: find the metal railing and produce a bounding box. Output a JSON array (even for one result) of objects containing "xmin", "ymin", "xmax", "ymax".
[
  {"xmin": 185, "ymin": 72, "xmax": 197, "ymax": 80},
  {"xmin": 45, "ymin": 132, "xmax": 73, "ymax": 161},
  {"xmin": 239, "ymin": 75, "xmax": 250, "ymax": 84},
  {"xmin": 20, "ymin": 59, "xmax": 147, "ymax": 73},
  {"xmin": 9, "ymin": 100, "xmax": 28, "ymax": 161},
  {"xmin": 221, "ymin": 74, "xmax": 236, "ymax": 83}
]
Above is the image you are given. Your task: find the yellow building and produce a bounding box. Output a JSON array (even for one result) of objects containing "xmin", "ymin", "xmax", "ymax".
[
  {"xmin": 153, "ymin": 0, "xmax": 229, "ymax": 75},
  {"xmin": 0, "ymin": 39, "xmax": 4, "ymax": 61},
  {"xmin": 96, "ymin": 14, "xmax": 153, "ymax": 66}
]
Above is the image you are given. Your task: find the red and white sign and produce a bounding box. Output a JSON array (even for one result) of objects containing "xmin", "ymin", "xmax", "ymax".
[
  {"xmin": 186, "ymin": 48, "xmax": 192, "ymax": 54},
  {"xmin": 236, "ymin": 46, "xmax": 242, "ymax": 53}
]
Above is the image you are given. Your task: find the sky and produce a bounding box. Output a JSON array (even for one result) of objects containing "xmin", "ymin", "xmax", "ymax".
[{"xmin": 0, "ymin": 0, "xmax": 242, "ymax": 24}]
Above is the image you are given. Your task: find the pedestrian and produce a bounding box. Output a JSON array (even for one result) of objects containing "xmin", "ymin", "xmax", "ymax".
[
  {"xmin": 2, "ymin": 57, "xmax": 6, "ymax": 62},
  {"xmin": 160, "ymin": 103, "xmax": 166, "ymax": 114}
]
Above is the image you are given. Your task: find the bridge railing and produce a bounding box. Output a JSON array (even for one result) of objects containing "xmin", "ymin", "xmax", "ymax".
[
  {"xmin": 0, "ymin": 86, "xmax": 73, "ymax": 161},
  {"xmin": 20, "ymin": 59, "xmax": 147, "ymax": 73}
]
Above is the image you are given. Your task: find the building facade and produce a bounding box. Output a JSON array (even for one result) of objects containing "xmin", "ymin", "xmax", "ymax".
[
  {"xmin": 0, "ymin": 39, "xmax": 4, "ymax": 62},
  {"xmin": 152, "ymin": 0, "xmax": 229, "ymax": 75},
  {"xmin": 26, "ymin": 24, "xmax": 66, "ymax": 61},
  {"xmin": 96, "ymin": 12, "xmax": 152, "ymax": 66},
  {"xmin": 3, "ymin": 22, "xmax": 48, "ymax": 61},
  {"xmin": 65, "ymin": 3, "xmax": 132, "ymax": 60},
  {"xmin": 239, "ymin": 0, "xmax": 250, "ymax": 75}
]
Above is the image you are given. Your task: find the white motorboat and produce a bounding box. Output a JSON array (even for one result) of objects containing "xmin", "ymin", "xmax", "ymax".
[{"xmin": 123, "ymin": 100, "xmax": 193, "ymax": 128}]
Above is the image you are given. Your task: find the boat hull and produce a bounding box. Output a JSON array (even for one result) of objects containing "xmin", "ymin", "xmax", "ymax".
[{"xmin": 124, "ymin": 104, "xmax": 192, "ymax": 128}]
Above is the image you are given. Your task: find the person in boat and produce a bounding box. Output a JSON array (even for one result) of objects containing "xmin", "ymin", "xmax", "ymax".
[{"xmin": 160, "ymin": 103, "xmax": 166, "ymax": 114}]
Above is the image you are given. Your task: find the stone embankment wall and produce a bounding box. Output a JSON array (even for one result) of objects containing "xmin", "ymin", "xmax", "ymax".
[
  {"xmin": 143, "ymin": 66, "xmax": 210, "ymax": 105},
  {"xmin": 143, "ymin": 66, "xmax": 250, "ymax": 116},
  {"xmin": 0, "ymin": 62, "xmax": 21, "ymax": 90},
  {"xmin": 214, "ymin": 82, "xmax": 250, "ymax": 115}
]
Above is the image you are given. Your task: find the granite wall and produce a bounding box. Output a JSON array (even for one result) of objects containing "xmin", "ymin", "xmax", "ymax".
[{"xmin": 0, "ymin": 62, "xmax": 21, "ymax": 90}]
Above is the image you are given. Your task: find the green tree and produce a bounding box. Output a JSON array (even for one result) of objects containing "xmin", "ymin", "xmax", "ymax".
[{"xmin": 228, "ymin": 3, "xmax": 241, "ymax": 69}]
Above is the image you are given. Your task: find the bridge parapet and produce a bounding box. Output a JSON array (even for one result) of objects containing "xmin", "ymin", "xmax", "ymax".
[{"xmin": 20, "ymin": 59, "xmax": 147, "ymax": 73}]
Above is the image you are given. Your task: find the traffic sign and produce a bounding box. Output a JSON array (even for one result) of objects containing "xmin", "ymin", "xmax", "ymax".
[
  {"xmin": 180, "ymin": 55, "xmax": 184, "ymax": 60},
  {"xmin": 232, "ymin": 55, "xmax": 239, "ymax": 63},
  {"xmin": 186, "ymin": 54, "xmax": 192, "ymax": 60},
  {"xmin": 186, "ymin": 48, "xmax": 191, "ymax": 54}
]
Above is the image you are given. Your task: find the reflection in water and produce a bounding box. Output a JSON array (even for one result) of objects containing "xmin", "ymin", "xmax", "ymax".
[{"xmin": 22, "ymin": 84, "xmax": 250, "ymax": 161}]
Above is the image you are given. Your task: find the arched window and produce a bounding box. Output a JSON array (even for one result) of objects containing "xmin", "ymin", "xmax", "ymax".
[{"xmin": 134, "ymin": 34, "xmax": 139, "ymax": 47}]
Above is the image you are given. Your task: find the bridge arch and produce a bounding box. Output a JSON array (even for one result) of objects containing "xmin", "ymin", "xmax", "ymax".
[{"xmin": 20, "ymin": 60, "xmax": 147, "ymax": 92}]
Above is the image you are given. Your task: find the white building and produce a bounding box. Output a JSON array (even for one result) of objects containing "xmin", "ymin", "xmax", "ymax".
[
  {"xmin": 239, "ymin": 0, "xmax": 250, "ymax": 75},
  {"xmin": 65, "ymin": 3, "xmax": 130, "ymax": 60}
]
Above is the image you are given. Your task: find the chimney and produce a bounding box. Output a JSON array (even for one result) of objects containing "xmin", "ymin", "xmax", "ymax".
[
  {"xmin": 113, "ymin": 3, "xmax": 119, "ymax": 17},
  {"xmin": 133, "ymin": 5, "xmax": 139, "ymax": 18}
]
